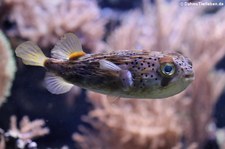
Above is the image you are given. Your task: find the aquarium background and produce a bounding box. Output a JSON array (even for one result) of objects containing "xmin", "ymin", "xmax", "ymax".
[{"xmin": 0, "ymin": 0, "xmax": 225, "ymax": 149}]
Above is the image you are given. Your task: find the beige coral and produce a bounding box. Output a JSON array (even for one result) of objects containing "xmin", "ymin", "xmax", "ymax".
[
  {"xmin": 8, "ymin": 115, "xmax": 49, "ymax": 142},
  {"xmin": 4, "ymin": 0, "xmax": 106, "ymax": 50},
  {"xmin": 0, "ymin": 30, "xmax": 16, "ymax": 107},
  {"xmin": 73, "ymin": 92, "xmax": 182, "ymax": 149},
  {"xmin": 0, "ymin": 128, "xmax": 5, "ymax": 149}
]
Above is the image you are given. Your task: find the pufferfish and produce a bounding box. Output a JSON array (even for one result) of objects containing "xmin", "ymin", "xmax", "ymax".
[{"xmin": 15, "ymin": 33, "xmax": 194, "ymax": 99}]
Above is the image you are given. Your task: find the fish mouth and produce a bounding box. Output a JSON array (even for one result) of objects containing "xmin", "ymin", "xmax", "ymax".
[{"xmin": 184, "ymin": 73, "xmax": 195, "ymax": 81}]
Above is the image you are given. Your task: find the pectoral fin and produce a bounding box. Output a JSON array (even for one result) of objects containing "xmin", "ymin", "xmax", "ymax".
[
  {"xmin": 44, "ymin": 73, "xmax": 74, "ymax": 94},
  {"xmin": 119, "ymin": 70, "xmax": 133, "ymax": 91},
  {"xmin": 99, "ymin": 60, "xmax": 133, "ymax": 90},
  {"xmin": 99, "ymin": 59, "xmax": 121, "ymax": 72}
]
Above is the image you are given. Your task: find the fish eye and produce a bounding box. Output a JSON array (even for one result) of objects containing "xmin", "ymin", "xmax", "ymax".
[{"xmin": 160, "ymin": 63, "xmax": 176, "ymax": 77}]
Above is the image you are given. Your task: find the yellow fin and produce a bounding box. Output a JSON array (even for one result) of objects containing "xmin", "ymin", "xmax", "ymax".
[
  {"xmin": 69, "ymin": 51, "xmax": 86, "ymax": 60},
  {"xmin": 15, "ymin": 41, "xmax": 47, "ymax": 67},
  {"xmin": 51, "ymin": 33, "xmax": 84, "ymax": 60}
]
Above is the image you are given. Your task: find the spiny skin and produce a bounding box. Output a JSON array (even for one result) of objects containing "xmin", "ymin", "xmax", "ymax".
[{"xmin": 44, "ymin": 50, "xmax": 194, "ymax": 99}]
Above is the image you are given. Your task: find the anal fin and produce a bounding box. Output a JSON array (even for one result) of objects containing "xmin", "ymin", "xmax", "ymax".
[
  {"xmin": 44, "ymin": 73, "xmax": 73, "ymax": 94},
  {"xmin": 107, "ymin": 95, "xmax": 120, "ymax": 104}
]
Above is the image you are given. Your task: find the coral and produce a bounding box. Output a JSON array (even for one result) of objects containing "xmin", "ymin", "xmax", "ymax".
[
  {"xmin": 0, "ymin": 30, "xmax": 16, "ymax": 108},
  {"xmin": 0, "ymin": 128, "xmax": 5, "ymax": 149},
  {"xmin": 4, "ymin": 115, "xmax": 49, "ymax": 148},
  {"xmin": 3, "ymin": 0, "xmax": 106, "ymax": 51},
  {"xmin": 7, "ymin": 115, "xmax": 49, "ymax": 141},
  {"xmin": 73, "ymin": 92, "xmax": 183, "ymax": 149},
  {"xmin": 206, "ymin": 121, "xmax": 225, "ymax": 149},
  {"xmin": 74, "ymin": 0, "xmax": 225, "ymax": 148}
]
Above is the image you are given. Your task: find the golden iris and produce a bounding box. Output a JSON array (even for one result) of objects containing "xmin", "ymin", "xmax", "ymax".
[{"xmin": 160, "ymin": 63, "xmax": 176, "ymax": 77}]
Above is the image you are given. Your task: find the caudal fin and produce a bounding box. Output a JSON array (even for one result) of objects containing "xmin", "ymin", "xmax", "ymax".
[{"xmin": 15, "ymin": 41, "xmax": 48, "ymax": 67}]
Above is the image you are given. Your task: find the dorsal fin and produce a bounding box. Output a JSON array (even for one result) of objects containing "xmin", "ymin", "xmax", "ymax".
[
  {"xmin": 51, "ymin": 33, "xmax": 85, "ymax": 60},
  {"xmin": 44, "ymin": 73, "xmax": 73, "ymax": 94},
  {"xmin": 69, "ymin": 51, "xmax": 86, "ymax": 60}
]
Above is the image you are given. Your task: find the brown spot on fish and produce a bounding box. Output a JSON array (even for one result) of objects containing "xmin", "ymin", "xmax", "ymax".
[{"xmin": 159, "ymin": 56, "xmax": 174, "ymax": 64}]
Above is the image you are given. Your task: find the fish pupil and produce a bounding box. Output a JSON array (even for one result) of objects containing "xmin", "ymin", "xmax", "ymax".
[{"xmin": 164, "ymin": 65, "xmax": 173, "ymax": 73}]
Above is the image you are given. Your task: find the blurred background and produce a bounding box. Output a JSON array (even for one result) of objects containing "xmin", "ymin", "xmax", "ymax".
[{"xmin": 0, "ymin": 0, "xmax": 225, "ymax": 149}]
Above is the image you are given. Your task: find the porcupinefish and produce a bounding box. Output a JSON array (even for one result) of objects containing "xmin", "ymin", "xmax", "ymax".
[{"xmin": 15, "ymin": 33, "xmax": 194, "ymax": 99}]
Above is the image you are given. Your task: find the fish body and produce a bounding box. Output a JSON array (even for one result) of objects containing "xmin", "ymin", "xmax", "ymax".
[{"xmin": 15, "ymin": 33, "xmax": 194, "ymax": 99}]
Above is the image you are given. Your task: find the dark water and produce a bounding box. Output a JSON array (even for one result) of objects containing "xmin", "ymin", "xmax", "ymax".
[{"xmin": 0, "ymin": 65, "xmax": 92, "ymax": 148}]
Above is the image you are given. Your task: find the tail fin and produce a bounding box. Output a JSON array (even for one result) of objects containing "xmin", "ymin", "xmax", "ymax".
[{"xmin": 15, "ymin": 41, "xmax": 48, "ymax": 67}]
